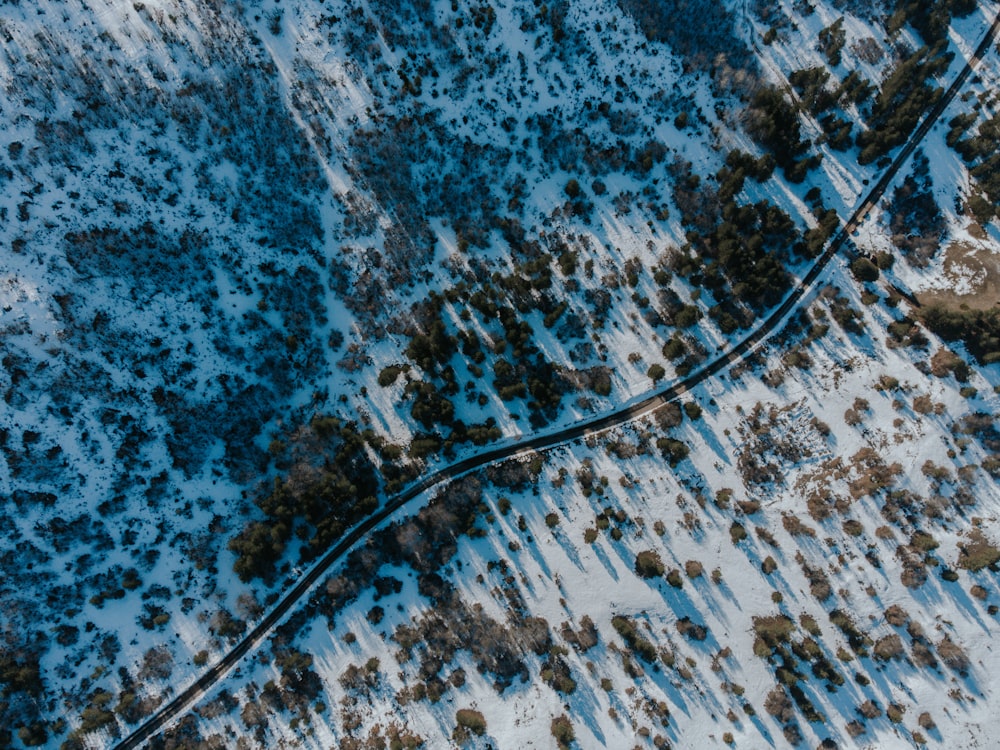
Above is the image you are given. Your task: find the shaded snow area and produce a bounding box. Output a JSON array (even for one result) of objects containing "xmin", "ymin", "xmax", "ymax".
[
  {"xmin": 161, "ymin": 258, "xmax": 1000, "ymax": 750},
  {"xmin": 1, "ymin": 0, "xmax": 1000, "ymax": 746}
]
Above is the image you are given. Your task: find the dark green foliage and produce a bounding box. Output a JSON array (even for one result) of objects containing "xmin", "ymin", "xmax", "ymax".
[
  {"xmin": 886, "ymin": 316, "xmax": 927, "ymax": 349},
  {"xmin": 947, "ymin": 112, "xmax": 978, "ymax": 147},
  {"xmin": 886, "ymin": 154, "xmax": 944, "ymax": 266},
  {"xmin": 557, "ymin": 248, "xmax": 578, "ymax": 276},
  {"xmin": 406, "ymin": 380, "xmax": 455, "ymax": 429},
  {"xmin": 827, "ymin": 293, "xmax": 864, "ymax": 335},
  {"xmin": 378, "ymin": 364, "xmax": 407, "ymax": 387},
  {"xmin": 837, "ymin": 70, "xmax": 874, "ymax": 106},
  {"xmin": 850, "ymin": 257, "xmax": 879, "ymax": 283},
  {"xmin": 612, "ymin": 615, "xmax": 659, "ymax": 662},
  {"xmin": 957, "ymin": 529, "xmax": 1000, "ymax": 571},
  {"xmin": 484, "ymin": 307, "xmax": 567, "ymax": 426},
  {"xmin": 275, "ymin": 648, "xmax": 322, "ymax": 700},
  {"xmin": 817, "ymin": 18, "xmax": 846, "ymax": 65},
  {"xmin": 229, "ymin": 418, "xmax": 379, "ymax": 581},
  {"xmin": 79, "ymin": 691, "xmax": 116, "ymax": 733},
  {"xmin": 662, "ymin": 334, "xmax": 687, "ymax": 360},
  {"xmin": 744, "ymin": 86, "xmax": 816, "ymax": 180},
  {"xmin": 449, "ymin": 419, "xmax": 502, "ymax": 448},
  {"xmin": 674, "ymin": 304, "xmax": 702, "ymax": 328},
  {"xmin": 541, "ymin": 655, "xmax": 577, "ymax": 694},
  {"xmin": 346, "ymin": 103, "xmax": 505, "ymax": 267},
  {"xmin": 676, "ymin": 616, "xmax": 708, "ymax": 641},
  {"xmin": 856, "ymin": 46, "xmax": 951, "ymax": 164},
  {"xmin": 819, "ymin": 112, "xmax": 855, "ymax": 150},
  {"xmin": 683, "ymin": 402, "xmax": 702, "ymax": 420},
  {"xmin": 0, "ymin": 644, "xmax": 37, "ymax": 691},
  {"xmin": 725, "ymin": 148, "xmax": 775, "ymax": 182},
  {"xmin": 789, "ymin": 66, "xmax": 836, "ymax": 115},
  {"xmin": 17, "ymin": 723, "xmax": 48, "ymax": 747},
  {"xmin": 890, "ymin": 0, "xmax": 976, "ymax": 45},
  {"xmin": 686, "ymin": 192, "xmax": 797, "ymax": 313},
  {"xmin": 753, "ymin": 615, "xmax": 796, "ymax": 650},
  {"xmin": 615, "ymin": 0, "xmax": 753, "ymax": 79},
  {"xmin": 956, "ymin": 113, "xmax": 1000, "ymax": 219},
  {"xmin": 455, "ymin": 708, "xmax": 487, "ymax": 736},
  {"xmin": 789, "ymin": 682, "xmax": 824, "ymax": 723},
  {"xmin": 921, "ymin": 306, "xmax": 1000, "ymax": 364},
  {"xmin": 730, "ymin": 522, "xmax": 748, "ymax": 544},
  {"xmin": 405, "ymin": 319, "xmax": 456, "ymax": 374},
  {"xmin": 829, "ymin": 609, "xmax": 871, "ymax": 654},
  {"xmin": 656, "ymin": 437, "xmax": 689, "ymax": 466},
  {"xmin": 793, "ymin": 207, "xmax": 840, "ymax": 258},
  {"xmin": 967, "ymin": 193, "xmax": 996, "ymax": 225}
]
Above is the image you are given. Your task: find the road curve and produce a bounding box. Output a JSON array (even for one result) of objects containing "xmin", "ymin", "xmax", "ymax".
[{"xmin": 113, "ymin": 13, "xmax": 1000, "ymax": 749}]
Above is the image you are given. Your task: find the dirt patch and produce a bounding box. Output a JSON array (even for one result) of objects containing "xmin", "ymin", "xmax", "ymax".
[{"xmin": 915, "ymin": 241, "xmax": 1000, "ymax": 311}]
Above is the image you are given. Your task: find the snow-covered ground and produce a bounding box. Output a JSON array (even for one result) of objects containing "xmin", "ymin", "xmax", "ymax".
[
  {"xmin": 161, "ymin": 252, "xmax": 1000, "ymax": 748},
  {"xmin": 0, "ymin": 0, "xmax": 999, "ymax": 746}
]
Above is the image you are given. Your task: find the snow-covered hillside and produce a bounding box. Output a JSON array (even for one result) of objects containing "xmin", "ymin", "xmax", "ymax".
[
  {"xmin": 148, "ymin": 253, "xmax": 1000, "ymax": 748},
  {"xmin": 1, "ymin": 0, "xmax": 999, "ymax": 746}
]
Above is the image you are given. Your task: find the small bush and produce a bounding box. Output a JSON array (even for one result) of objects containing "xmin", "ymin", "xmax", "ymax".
[
  {"xmin": 883, "ymin": 604, "xmax": 909, "ymax": 626},
  {"xmin": 753, "ymin": 615, "xmax": 795, "ymax": 649},
  {"xmin": 957, "ymin": 531, "xmax": 1000, "ymax": 571},
  {"xmin": 873, "ymin": 634, "xmax": 904, "ymax": 661},
  {"xmin": 455, "ymin": 708, "xmax": 487, "ymax": 736},
  {"xmin": 850, "ymin": 257, "xmax": 880, "ymax": 282},
  {"xmin": 842, "ymin": 519, "xmax": 864, "ymax": 537},
  {"xmin": 635, "ymin": 550, "xmax": 666, "ymax": 579},
  {"xmin": 551, "ymin": 715, "xmax": 575, "ymax": 749},
  {"xmin": 676, "ymin": 616, "xmax": 708, "ymax": 641},
  {"xmin": 730, "ymin": 522, "xmax": 748, "ymax": 544},
  {"xmin": 857, "ymin": 699, "xmax": 882, "ymax": 719},
  {"xmin": 937, "ymin": 636, "xmax": 970, "ymax": 672},
  {"xmin": 378, "ymin": 365, "xmax": 406, "ymax": 387},
  {"xmin": 656, "ymin": 437, "xmax": 689, "ymax": 466}
]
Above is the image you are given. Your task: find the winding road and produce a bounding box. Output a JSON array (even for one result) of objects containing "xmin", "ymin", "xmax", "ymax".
[{"xmin": 114, "ymin": 12, "xmax": 1000, "ymax": 749}]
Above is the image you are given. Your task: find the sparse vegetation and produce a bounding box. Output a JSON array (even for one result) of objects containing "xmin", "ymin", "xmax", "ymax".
[
  {"xmin": 454, "ymin": 708, "xmax": 487, "ymax": 739},
  {"xmin": 4, "ymin": 1, "xmax": 999, "ymax": 747},
  {"xmin": 635, "ymin": 550, "xmax": 666, "ymax": 579}
]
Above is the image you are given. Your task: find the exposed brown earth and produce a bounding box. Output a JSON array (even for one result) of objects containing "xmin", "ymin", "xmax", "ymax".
[{"xmin": 916, "ymin": 239, "xmax": 1000, "ymax": 311}]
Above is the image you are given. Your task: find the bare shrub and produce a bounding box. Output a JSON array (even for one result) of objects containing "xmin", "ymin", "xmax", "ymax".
[
  {"xmin": 857, "ymin": 700, "xmax": 882, "ymax": 719},
  {"xmin": 873, "ymin": 634, "xmax": 904, "ymax": 661},
  {"xmin": 883, "ymin": 604, "xmax": 909, "ymax": 626},
  {"xmin": 937, "ymin": 637, "xmax": 970, "ymax": 672},
  {"xmin": 764, "ymin": 686, "xmax": 794, "ymax": 723}
]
